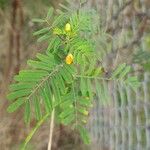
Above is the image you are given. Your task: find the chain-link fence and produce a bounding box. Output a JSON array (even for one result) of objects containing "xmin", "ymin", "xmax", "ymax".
[
  {"xmin": 76, "ymin": 1, "xmax": 150, "ymax": 149},
  {"xmin": 88, "ymin": 73, "xmax": 150, "ymax": 150}
]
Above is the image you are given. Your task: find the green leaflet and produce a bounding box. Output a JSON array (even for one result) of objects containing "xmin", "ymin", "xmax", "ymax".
[
  {"xmin": 60, "ymin": 66, "xmax": 73, "ymax": 84},
  {"xmin": 119, "ymin": 85, "xmax": 127, "ymax": 105},
  {"xmin": 45, "ymin": 81, "xmax": 53, "ymax": 107},
  {"xmin": 79, "ymin": 97, "xmax": 92, "ymax": 107},
  {"xmin": 125, "ymin": 76, "xmax": 140, "ymax": 90},
  {"xmin": 95, "ymin": 79, "xmax": 108, "ymax": 105},
  {"xmin": 102, "ymin": 80, "xmax": 110, "ymax": 105},
  {"xmin": 111, "ymin": 63, "xmax": 126, "ymax": 79},
  {"xmin": 24, "ymin": 100, "xmax": 31, "ymax": 124},
  {"xmin": 126, "ymin": 76, "xmax": 139, "ymax": 82},
  {"xmin": 33, "ymin": 27, "xmax": 50, "ymax": 36},
  {"xmin": 61, "ymin": 114, "xmax": 75, "ymax": 125},
  {"xmin": 56, "ymin": 74, "xmax": 66, "ymax": 94},
  {"xmin": 7, "ymin": 98, "xmax": 25, "ymax": 113},
  {"xmin": 85, "ymin": 59, "xmax": 96, "ymax": 75},
  {"xmin": 19, "ymin": 70, "xmax": 49, "ymax": 75},
  {"xmin": 18, "ymin": 70, "xmax": 49, "ymax": 79},
  {"xmin": 92, "ymin": 67, "xmax": 103, "ymax": 76},
  {"xmin": 119, "ymin": 66, "xmax": 131, "ymax": 79},
  {"xmin": 46, "ymin": 7, "xmax": 54, "ymax": 19},
  {"xmin": 49, "ymin": 38, "xmax": 61, "ymax": 54},
  {"xmin": 80, "ymin": 77, "xmax": 87, "ymax": 96},
  {"xmin": 110, "ymin": 64, "xmax": 140, "ymax": 90},
  {"xmin": 52, "ymin": 13, "xmax": 68, "ymax": 27},
  {"xmin": 60, "ymin": 92, "xmax": 74, "ymax": 107},
  {"xmin": 87, "ymin": 78, "xmax": 93, "ymax": 101},
  {"xmin": 51, "ymin": 77, "xmax": 61, "ymax": 106},
  {"xmin": 27, "ymin": 60, "xmax": 53, "ymax": 71},
  {"xmin": 33, "ymin": 96, "xmax": 42, "ymax": 120},
  {"xmin": 78, "ymin": 126, "xmax": 90, "ymax": 145},
  {"xmin": 7, "ymin": 89, "xmax": 31, "ymax": 101},
  {"xmin": 41, "ymin": 88, "xmax": 52, "ymax": 113},
  {"xmin": 46, "ymin": 37, "xmax": 58, "ymax": 52},
  {"xmin": 64, "ymin": 64, "xmax": 76, "ymax": 75},
  {"xmin": 59, "ymin": 92, "xmax": 75, "ymax": 125},
  {"xmin": 32, "ymin": 18, "xmax": 45, "ymax": 23},
  {"xmin": 59, "ymin": 107, "xmax": 74, "ymax": 119},
  {"xmin": 60, "ymin": 99, "xmax": 73, "ymax": 109},
  {"xmin": 36, "ymin": 53, "xmax": 55, "ymax": 65},
  {"xmin": 14, "ymin": 75, "xmax": 41, "ymax": 82},
  {"xmin": 9, "ymin": 83, "xmax": 35, "ymax": 91},
  {"xmin": 76, "ymin": 50, "xmax": 83, "ymax": 64},
  {"xmin": 37, "ymin": 33, "xmax": 51, "ymax": 42}
]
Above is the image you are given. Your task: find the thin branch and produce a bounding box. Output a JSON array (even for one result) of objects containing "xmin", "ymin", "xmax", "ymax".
[
  {"xmin": 28, "ymin": 64, "xmax": 63, "ymax": 100},
  {"xmin": 47, "ymin": 108, "xmax": 55, "ymax": 150},
  {"xmin": 21, "ymin": 113, "xmax": 50, "ymax": 150}
]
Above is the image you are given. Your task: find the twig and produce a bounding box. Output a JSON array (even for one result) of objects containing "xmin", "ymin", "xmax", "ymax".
[
  {"xmin": 21, "ymin": 113, "xmax": 50, "ymax": 150},
  {"xmin": 47, "ymin": 96, "xmax": 55, "ymax": 150},
  {"xmin": 28, "ymin": 64, "xmax": 63, "ymax": 100}
]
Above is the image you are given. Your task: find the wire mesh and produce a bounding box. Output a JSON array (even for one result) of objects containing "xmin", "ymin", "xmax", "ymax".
[
  {"xmin": 68, "ymin": 1, "xmax": 150, "ymax": 149},
  {"xmin": 88, "ymin": 73, "xmax": 150, "ymax": 150}
]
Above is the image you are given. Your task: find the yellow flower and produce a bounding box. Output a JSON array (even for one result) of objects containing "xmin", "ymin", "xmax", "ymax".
[
  {"xmin": 65, "ymin": 23, "xmax": 71, "ymax": 32},
  {"xmin": 65, "ymin": 53, "xmax": 73, "ymax": 65}
]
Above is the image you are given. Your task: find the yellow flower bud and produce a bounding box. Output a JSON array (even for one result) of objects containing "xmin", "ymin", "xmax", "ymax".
[
  {"xmin": 83, "ymin": 110, "xmax": 89, "ymax": 116},
  {"xmin": 82, "ymin": 119, "xmax": 87, "ymax": 124},
  {"xmin": 65, "ymin": 53, "xmax": 73, "ymax": 65},
  {"xmin": 85, "ymin": 96, "xmax": 89, "ymax": 100},
  {"xmin": 65, "ymin": 23, "xmax": 71, "ymax": 32}
]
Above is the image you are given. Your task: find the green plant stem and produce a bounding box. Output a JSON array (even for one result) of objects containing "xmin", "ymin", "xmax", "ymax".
[
  {"xmin": 74, "ymin": 74, "xmax": 112, "ymax": 81},
  {"xmin": 21, "ymin": 113, "xmax": 50, "ymax": 150},
  {"xmin": 28, "ymin": 64, "xmax": 63, "ymax": 100}
]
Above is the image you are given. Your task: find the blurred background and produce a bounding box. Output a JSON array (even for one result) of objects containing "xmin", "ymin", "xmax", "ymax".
[{"xmin": 0, "ymin": 0, "xmax": 150, "ymax": 150}]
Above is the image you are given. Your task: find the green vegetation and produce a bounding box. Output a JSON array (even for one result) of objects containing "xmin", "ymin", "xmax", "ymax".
[{"xmin": 7, "ymin": 3, "xmax": 140, "ymax": 149}]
